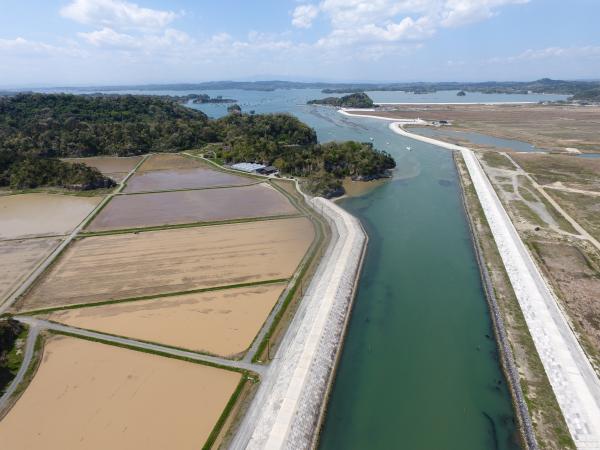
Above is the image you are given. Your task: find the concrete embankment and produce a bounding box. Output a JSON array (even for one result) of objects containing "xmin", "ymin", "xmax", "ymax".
[
  {"xmin": 387, "ymin": 121, "xmax": 600, "ymax": 449},
  {"xmin": 229, "ymin": 197, "xmax": 367, "ymax": 449}
]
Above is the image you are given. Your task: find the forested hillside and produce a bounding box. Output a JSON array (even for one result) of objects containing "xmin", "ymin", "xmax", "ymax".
[{"xmin": 0, "ymin": 93, "xmax": 394, "ymax": 195}]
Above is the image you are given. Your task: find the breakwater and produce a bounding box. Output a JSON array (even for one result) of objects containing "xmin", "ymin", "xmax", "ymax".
[{"xmin": 229, "ymin": 197, "xmax": 367, "ymax": 449}]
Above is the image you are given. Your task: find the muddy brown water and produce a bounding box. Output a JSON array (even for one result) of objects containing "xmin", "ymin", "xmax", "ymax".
[
  {"xmin": 123, "ymin": 168, "xmax": 252, "ymax": 193},
  {"xmin": 89, "ymin": 184, "xmax": 297, "ymax": 231},
  {"xmin": 0, "ymin": 193, "xmax": 101, "ymax": 239}
]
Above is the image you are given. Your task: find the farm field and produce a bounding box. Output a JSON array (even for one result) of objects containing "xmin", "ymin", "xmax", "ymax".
[
  {"xmin": 0, "ymin": 336, "xmax": 241, "ymax": 450},
  {"xmin": 17, "ymin": 217, "xmax": 314, "ymax": 311},
  {"xmin": 0, "ymin": 238, "xmax": 61, "ymax": 303},
  {"xmin": 0, "ymin": 193, "xmax": 101, "ymax": 239},
  {"xmin": 138, "ymin": 153, "xmax": 207, "ymax": 171},
  {"xmin": 48, "ymin": 283, "xmax": 286, "ymax": 357},
  {"xmin": 88, "ymin": 184, "xmax": 297, "ymax": 231},
  {"xmin": 123, "ymin": 167, "xmax": 251, "ymax": 193}
]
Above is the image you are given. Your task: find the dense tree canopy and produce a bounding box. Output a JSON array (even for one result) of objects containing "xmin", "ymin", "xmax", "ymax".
[
  {"xmin": 307, "ymin": 93, "xmax": 374, "ymax": 108},
  {"xmin": 0, "ymin": 93, "xmax": 395, "ymax": 195}
]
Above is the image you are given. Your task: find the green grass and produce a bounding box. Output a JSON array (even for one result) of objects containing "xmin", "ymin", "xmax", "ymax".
[
  {"xmin": 481, "ymin": 151, "xmax": 517, "ymax": 170},
  {"xmin": 0, "ymin": 326, "xmax": 28, "ymax": 395},
  {"xmin": 251, "ymin": 179, "xmax": 329, "ymax": 363}
]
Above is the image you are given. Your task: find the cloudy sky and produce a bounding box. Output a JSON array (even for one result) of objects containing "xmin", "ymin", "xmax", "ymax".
[{"xmin": 1, "ymin": 0, "xmax": 599, "ymax": 87}]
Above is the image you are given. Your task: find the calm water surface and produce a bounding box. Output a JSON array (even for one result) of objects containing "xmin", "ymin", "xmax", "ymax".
[
  {"xmin": 195, "ymin": 92, "xmax": 521, "ymax": 450},
  {"xmin": 59, "ymin": 88, "xmax": 522, "ymax": 449}
]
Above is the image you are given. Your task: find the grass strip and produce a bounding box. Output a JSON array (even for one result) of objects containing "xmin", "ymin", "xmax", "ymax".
[
  {"xmin": 203, "ymin": 378, "xmax": 248, "ymax": 450},
  {"xmin": 251, "ymin": 180, "xmax": 328, "ymax": 363},
  {"xmin": 18, "ymin": 278, "xmax": 290, "ymax": 316},
  {"xmin": 79, "ymin": 214, "xmax": 303, "ymax": 237}
]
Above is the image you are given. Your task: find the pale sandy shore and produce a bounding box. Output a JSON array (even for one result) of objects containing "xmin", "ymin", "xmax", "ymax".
[{"xmin": 0, "ymin": 335, "xmax": 241, "ymax": 450}]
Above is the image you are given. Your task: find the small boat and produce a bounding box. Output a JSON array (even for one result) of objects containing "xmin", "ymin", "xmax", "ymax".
[
  {"xmin": 406, "ymin": 146, "xmax": 412, "ymax": 151},
  {"xmin": 369, "ymin": 137, "xmax": 374, "ymax": 141}
]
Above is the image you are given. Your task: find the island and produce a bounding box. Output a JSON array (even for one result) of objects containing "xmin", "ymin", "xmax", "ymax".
[{"xmin": 307, "ymin": 92, "xmax": 374, "ymax": 108}]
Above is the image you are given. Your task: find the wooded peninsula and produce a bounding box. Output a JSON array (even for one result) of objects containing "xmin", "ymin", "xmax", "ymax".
[{"xmin": 0, "ymin": 94, "xmax": 394, "ymax": 195}]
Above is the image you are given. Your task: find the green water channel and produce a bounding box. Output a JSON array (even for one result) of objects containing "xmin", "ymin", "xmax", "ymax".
[
  {"xmin": 187, "ymin": 93, "xmax": 521, "ymax": 449},
  {"xmin": 317, "ymin": 118, "xmax": 520, "ymax": 450}
]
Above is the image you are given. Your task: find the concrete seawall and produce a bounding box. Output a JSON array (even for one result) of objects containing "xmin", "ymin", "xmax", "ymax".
[
  {"xmin": 387, "ymin": 121, "xmax": 600, "ymax": 449},
  {"xmin": 229, "ymin": 197, "xmax": 367, "ymax": 449}
]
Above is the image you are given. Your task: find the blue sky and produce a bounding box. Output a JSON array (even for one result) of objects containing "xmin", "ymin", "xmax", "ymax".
[{"xmin": 1, "ymin": 0, "xmax": 599, "ymax": 87}]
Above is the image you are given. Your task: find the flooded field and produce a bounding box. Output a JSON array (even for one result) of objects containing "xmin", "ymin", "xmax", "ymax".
[
  {"xmin": 0, "ymin": 193, "xmax": 102, "ymax": 239},
  {"xmin": 18, "ymin": 217, "xmax": 314, "ymax": 310},
  {"xmin": 63, "ymin": 156, "xmax": 142, "ymax": 174},
  {"xmin": 0, "ymin": 336, "xmax": 241, "ymax": 450},
  {"xmin": 0, "ymin": 238, "xmax": 61, "ymax": 303},
  {"xmin": 124, "ymin": 167, "xmax": 251, "ymax": 193},
  {"xmin": 49, "ymin": 283, "xmax": 286, "ymax": 357},
  {"xmin": 89, "ymin": 184, "xmax": 297, "ymax": 231},
  {"xmin": 138, "ymin": 153, "xmax": 206, "ymax": 171}
]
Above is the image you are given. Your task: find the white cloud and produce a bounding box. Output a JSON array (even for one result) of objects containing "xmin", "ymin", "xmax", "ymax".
[
  {"xmin": 61, "ymin": 0, "xmax": 178, "ymax": 31},
  {"xmin": 440, "ymin": 0, "xmax": 529, "ymax": 27},
  {"xmin": 295, "ymin": 0, "xmax": 528, "ymax": 48},
  {"xmin": 0, "ymin": 37, "xmax": 82, "ymax": 57},
  {"xmin": 292, "ymin": 4, "xmax": 320, "ymax": 28},
  {"xmin": 488, "ymin": 46, "xmax": 600, "ymax": 64}
]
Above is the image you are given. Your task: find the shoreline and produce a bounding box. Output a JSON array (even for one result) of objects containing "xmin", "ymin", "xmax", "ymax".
[
  {"xmin": 338, "ymin": 108, "xmax": 600, "ymax": 447},
  {"xmin": 453, "ymin": 152, "xmax": 537, "ymax": 449},
  {"xmin": 382, "ymin": 115, "xmax": 600, "ymax": 448},
  {"xmin": 229, "ymin": 196, "xmax": 367, "ymax": 448}
]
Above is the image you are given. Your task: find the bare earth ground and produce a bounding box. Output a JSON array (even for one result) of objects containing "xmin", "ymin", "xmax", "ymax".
[
  {"xmin": 341, "ymin": 177, "xmax": 389, "ymax": 197},
  {"xmin": 0, "ymin": 238, "xmax": 61, "ymax": 303},
  {"xmin": 0, "ymin": 193, "xmax": 102, "ymax": 239},
  {"xmin": 48, "ymin": 283, "xmax": 286, "ymax": 357},
  {"xmin": 455, "ymin": 154, "xmax": 574, "ymax": 449},
  {"xmin": 88, "ymin": 184, "xmax": 296, "ymax": 231},
  {"xmin": 17, "ymin": 217, "xmax": 314, "ymax": 311},
  {"xmin": 530, "ymin": 241, "xmax": 600, "ymax": 358},
  {"xmin": 138, "ymin": 153, "xmax": 207, "ymax": 171},
  {"xmin": 511, "ymin": 153, "xmax": 600, "ymax": 191},
  {"xmin": 349, "ymin": 104, "xmax": 600, "ymax": 152},
  {"xmin": 123, "ymin": 167, "xmax": 251, "ymax": 193},
  {"xmin": 546, "ymin": 190, "xmax": 600, "ymax": 242},
  {"xmin": 0, "ymin": 335, "xmax": 241, "ymax": 450},
  {"xmin": 62, "ymin": 156, "xmax": 142, "ymax": 174},
  {"xmin": 477, "ymin": 151, "xmax": 600, "ymax": 371}
]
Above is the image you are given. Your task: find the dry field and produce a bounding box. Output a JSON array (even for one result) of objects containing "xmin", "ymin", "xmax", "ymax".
[
  {"xmin": 511, "ymin": 153, "xmax": 600, "ymax": 191},
  {"xmin": 88, "ymin": 184, "xmax": 297, "ymax": 231},
  {"xmin": 62, "ymin": 156, "xmax": 142, "ymax": 174},
  {"xmin": 349, "ymin": 104, "xmax": 600, "ymax": 152},
  {"xmin": 18, "ymin": 217, "xmax": 314, "ymax": 311},
  {"xmin": 124, "ymin": 168, "xmax": 251, "ymax": 193},
  {"xmin": 0, "ymin": 193, "xmax": 101, "ymax": 239},
  {"xmin": 0, "ymin": 238, "xmax": 60, "ymax": 303},
  {"xmin": 530, "ymin": 240, "xmax": 600, "ymax": 365},
  {"xmin": 138, "ymin": 153, "xmax": 207, "ymax": 171},
  {"xmin": 478, "ymin": 150, "xmax": 600, "ymax": 373},
  {"xmin": 0, "ymin": 336, "xmax": 241, "ymax": 450},
  {"xmin": 49, "ymin": 283, "xmax": 286, "ymax": 357}
]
